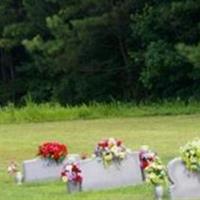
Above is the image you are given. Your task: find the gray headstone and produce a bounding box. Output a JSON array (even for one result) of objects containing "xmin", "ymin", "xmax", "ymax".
[
  {"xmin": 23, "ymin": 154, "xmax": 80, "ymax": 182},
  {"xmin": 168, "ymin": 158, "xmax": 200, "ymax": 200},
  {"xmin": 79, "ymin": 152, "xmax": 143, "ymax": 191}
]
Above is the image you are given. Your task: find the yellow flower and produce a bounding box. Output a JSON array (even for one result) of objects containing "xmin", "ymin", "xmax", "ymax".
[
  {"xmin": 110, "ymin": 146, "xmax": 118, "ymax": 155},
  {"xmin": 104, "ymin": 153, "xmax": 113, "ymax": 161},
  {"xmin": 118, "ymin": 152, "xmax": 126, "ymax": 159},
  {"xmin": 62, "ymin": 176, "xmax": 68, "ymax": 183}
]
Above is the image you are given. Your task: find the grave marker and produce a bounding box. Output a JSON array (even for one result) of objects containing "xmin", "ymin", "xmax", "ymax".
[
  {"xmin": 23, "ymin": 154, "xmax": 80, "ymax": 182},
  {"xmin": 168, "ymin": 158, "xmax": 200, "ymax": 200},
  {"xmin": 72, "ymin": 152, "xmax": 143, "ymax": 191}
]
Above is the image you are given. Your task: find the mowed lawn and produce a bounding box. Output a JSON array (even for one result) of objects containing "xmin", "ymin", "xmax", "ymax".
[{"xmin": 1, "ymin": 115, "xmax": 200, "ymax": 200}]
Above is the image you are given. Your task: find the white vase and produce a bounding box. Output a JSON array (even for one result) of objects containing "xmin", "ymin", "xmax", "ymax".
[
  {"xmin": 15, "ymin": 172, "xmax": 23, "ymax": 185},
  {"xmin": 154, "ymin": 185, "xmax": 164, "ymax": 200}
]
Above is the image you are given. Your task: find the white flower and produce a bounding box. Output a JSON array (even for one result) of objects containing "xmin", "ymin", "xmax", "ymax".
[
  {"xmin": 65, "ymin": 165, "xmax": 72, "ymax": 172},
  {"xmin": 108, "ymin": 138, "xmax": 116, "ymax": 147}
]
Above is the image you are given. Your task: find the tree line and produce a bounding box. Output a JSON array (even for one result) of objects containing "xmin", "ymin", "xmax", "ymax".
[{"xmin": 0, "ymin": 0, "xmax": 200, "ymax": 105}]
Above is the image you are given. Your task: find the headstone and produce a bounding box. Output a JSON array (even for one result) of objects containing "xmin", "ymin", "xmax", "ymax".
[
  {"xmin": 23, "ymin": 154, "xmax": 80, "ymax": 182},
  {"xmin": 168, "ymin": 158, "xmax": 200, "ymax": 200},
  {"xmin": 78, "ymin": 152, "xmax": 143, "ymax": 191}
]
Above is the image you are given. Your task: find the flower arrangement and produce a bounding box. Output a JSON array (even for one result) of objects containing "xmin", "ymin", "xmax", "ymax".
[
  {"xmin": 180, "ymin": 139, "xmax": 200, "ymax": 172},
  {"xmin": 94, "ymin": 138, "xmax": 127, "ymax": 165},
  {"xmin": 7, "ymin": 161, "xmax": 23, "ymax": 185},
  {"xmin": 7, "ymin": 161, "xmax": 18, "ymax": 175},
  {"xmin": 139, "ymin": 145, "xmax": 156, "ymax": 170},
  {"xmin": 61, "ymin": 163, "xmax": 83, "ymax": 184},
  {"xmin": 145, "ymin": 157, "xmax": 168, "ymax": 186},
  {"xmin": 38, "ymin": 141, "xmax": 68, "ymax": 163}
]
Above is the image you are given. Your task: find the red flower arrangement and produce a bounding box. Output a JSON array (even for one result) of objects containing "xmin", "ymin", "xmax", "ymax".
[{"xmin": 38, "ymin": 141, "xmax": 68, "ymax": 163}]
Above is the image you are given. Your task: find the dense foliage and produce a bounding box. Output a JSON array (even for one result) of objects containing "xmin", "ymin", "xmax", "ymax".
[{"xmin": 0, "ymin": 0, "xmax": 200, "ymax": 105}]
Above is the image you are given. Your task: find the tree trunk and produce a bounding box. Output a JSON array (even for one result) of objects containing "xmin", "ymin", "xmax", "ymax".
[{"xmin": 0, "ymin": 49, "xmax": 7, "ymax": 81}]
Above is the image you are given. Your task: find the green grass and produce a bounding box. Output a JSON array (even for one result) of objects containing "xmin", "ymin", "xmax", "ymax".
[
  {"xmin": 1, "ymin": 115, "xmax": 200, "ymax": 199},
  {"xmin": 1, "ymin": 101, "xmax": 200, "ymax": 124}
]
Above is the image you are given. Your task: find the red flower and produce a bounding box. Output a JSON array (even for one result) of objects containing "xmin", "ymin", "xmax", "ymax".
[
  {"xmin": 139, "ymin": 151, "xmax": 156, "ymax": 170},
  {"xmin": 140, "ymin": 160, "xmax": 150, "ymax": 170},
  {"xmin": 98, "ymin": 139, "xmax": 108, "ymax": 148},
  {"xmin": 116, "ymin": 140, "xmax": 122, "ymax": 146},
  {"xmin": 74, "ymin": 174, "xmax": 83, "ymax": 183},
  {"xmin": 38, "ymin": 141, "xmax": 68, "ymax": 163},
  {"xmin": 72, "ymin": 164, "xmax": 82, "ymax": 173}
]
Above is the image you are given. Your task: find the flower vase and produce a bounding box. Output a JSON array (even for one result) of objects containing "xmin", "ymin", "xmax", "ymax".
[
  {"xmin": 15, "ymin": 171, "xmax": 23, "ymax": 185},
  {"xmin": 154, "ymin": 185, "xmax": 164, "ymax": 200},
  {"xmin": 67, "ymin": 181, "xmax": 82, "ymax": 193}
]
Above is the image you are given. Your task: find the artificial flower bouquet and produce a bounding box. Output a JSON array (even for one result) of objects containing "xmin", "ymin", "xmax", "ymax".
[
  {"xmin": 38, "ymin": 141, "xmax": 68, "ymax": 163},
  {"xmin": 139, "ymin": 145, "xmax": 156, "ymax": 170},
  {"xmin": 94, "ymin": 138, "xmax": 127, "ymax": 165},
  {"xmin": 145, "ymin": 157, "xmax": 168, "ymax": 186},
  {"xmin": 180, "ymin": 139, "xmax": 200, "ymax": 172},
  {"xmin": 61, "ymin": 163, "xmax": 83, "ymax": 184}
]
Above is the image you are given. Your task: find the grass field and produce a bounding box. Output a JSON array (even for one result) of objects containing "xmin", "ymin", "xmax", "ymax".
[
  {"xmin": 1, "ymin": 101, "xmax": 200, "ymax": 124},
  {"xmin": 1, "ymin": 115, "xmax": 200, "ymax": 200}
]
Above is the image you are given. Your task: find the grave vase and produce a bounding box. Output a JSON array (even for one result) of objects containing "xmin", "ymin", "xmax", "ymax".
[
  {"xmin": 67, "ymin": 181, "xmax": 82, "ymax": 193},
  {"xmin": 154, "ymin": 185, "xmax": 164, "ymax": 200},
  {"xmin": 15, "ymin": 171, "xmax": 23, "ymax": 185}
]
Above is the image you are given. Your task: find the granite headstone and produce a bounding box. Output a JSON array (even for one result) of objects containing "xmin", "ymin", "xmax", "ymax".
[
  {"xmin": 168, "ymin": 158, "xmax": 200, "ymax": 200},
  {"xmin": 77, "ymin": 152, "xmax": 143, "ymax": 191},
  {"xmin": 23, "ymin": 154, "xmax": 80, "ymax": 182}
]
